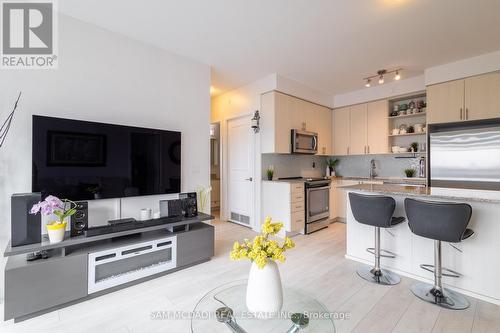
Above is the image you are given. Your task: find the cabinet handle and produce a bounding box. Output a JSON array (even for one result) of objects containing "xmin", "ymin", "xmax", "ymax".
[
  {"xmin": 460, "ymin": 108, "xmax": 463, "ymax": 120},
  {"xmin": 466, "ymin": 108, "xmax": 469, "ymax": 120},
  {"xmin": 347, "ymin": 146, "xmax": 350, "ymax": 155},
  {"xmin": 367, "ymin": 146, "xmax": 370, "ymax": 154}
]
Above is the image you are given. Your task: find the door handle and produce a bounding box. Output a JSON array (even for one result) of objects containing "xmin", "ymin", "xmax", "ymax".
[{"xmin": 245, "ymin": 177, "xmax": 253, "ymax": 181}]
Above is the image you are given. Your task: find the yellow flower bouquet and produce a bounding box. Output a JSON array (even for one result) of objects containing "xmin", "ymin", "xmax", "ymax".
[{"xmin": 230, "ymin": 217, "xmax": 295, "ymax": 269}]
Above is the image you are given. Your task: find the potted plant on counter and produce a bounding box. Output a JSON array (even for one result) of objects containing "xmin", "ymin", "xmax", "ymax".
[
  {"xmin": 230, "ymin": 217, "xmax": 295, "ymax": 315},
  {"xmin": 404, "ymin": 168, "xmax": 416, "ymax": 178},
  {"xmin": 326, "ymin": 158, "xmax": 339, "ymax": 177},
  {"xmin": 30, "ymin": 195, "xmax": 77, "ymax": 244},
  {"xmin": 266, "ymin": 166, "xmax": 274, "ymax": 181}
]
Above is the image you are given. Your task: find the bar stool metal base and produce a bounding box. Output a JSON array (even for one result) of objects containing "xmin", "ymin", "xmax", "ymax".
[
  {"xmin": 410, "ymin": 282, "xmax": 470, "ymax": 310},
  {"xmin": 357, "ymin": 265, "xmax": 401, "ymax": 285}
]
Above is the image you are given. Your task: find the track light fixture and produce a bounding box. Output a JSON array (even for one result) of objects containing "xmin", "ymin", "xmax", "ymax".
[{"xmin": 363, "ymin": 68, "xmax": 402, "ymax": 87}]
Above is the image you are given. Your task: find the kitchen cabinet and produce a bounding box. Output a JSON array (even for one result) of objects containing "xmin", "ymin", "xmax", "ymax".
[
  {"xmin": 367, "ymin": 100, "xmax": 389, "ymax": 154},
  {"xmin": 333, "ymin": 106, "xmax": 350, "ymax": 155},
  {"xmin": 427, "ymin": 72, "xmax": 500, "ymax": 124},
  {"xmin": 333, "ymin": 100, "xmax": 389, "ymax": 156},
  {"xmin": 349, "ymin": 104, "xmax": 368, "ymax": 155},
  {"xmin": 261, "ymin": 91, "xmax": 332, "ymax": 155},
  {"xmin": 262, "ymin": 181, "xmax": 305, "ymax": 235},
  {"xmin": 465, "ymin": 72, "xmax": 500, "ymax": 121},
  {"xmin": 316, "ymin": 105, "xmax": 332, "ymax": 155},
  {"xmin": 427, "ymin": 80, "xmax": 465, "ymax": 124}
]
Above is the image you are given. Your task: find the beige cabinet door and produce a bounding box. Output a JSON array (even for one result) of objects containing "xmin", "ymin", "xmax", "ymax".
[
  {"xmin": 273, "ymin": 92, "xmax": 292, "ymax": 153},
  {"xmin": 367, "ymin": 100, "xmax": 389, "ymax": 154},
  {"xmin": 427, "ymin": 80, "xmax": 464, "ymax": 124},
  {"xmin": 334, "ymin": 107, "xmax": 350, "ymax": 155},
  {"xmin": 329, "ymin": 183, "xmax": 337, "ymax": 219},
  {"xmin": 316, "ymin": 105, "xmax": 332, "ymax": 155},
  {"xmin": 349, "ymin": 103, "xmax": 368, "ymax": 155},
  {"xmin": 465, "ymin": 72, "xmax": 500, "ymax": 121}
]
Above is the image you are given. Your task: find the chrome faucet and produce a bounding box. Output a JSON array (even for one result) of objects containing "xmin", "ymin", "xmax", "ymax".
[{"xmin": 370, "ymin": 159, "xmax": 378, "ymax": 179}]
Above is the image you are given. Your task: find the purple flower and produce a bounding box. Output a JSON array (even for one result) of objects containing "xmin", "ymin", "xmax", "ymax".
[
  {"xmin": 30, "ymin": 202, "xmax": 42, "ymax": 214},
  {"xmin": 45, "ymin": 195, "xmax": 64, "ymax": 210},
  {"xmin": 29, "ymin": 195, "xmax": 64, "ymax": 216}
]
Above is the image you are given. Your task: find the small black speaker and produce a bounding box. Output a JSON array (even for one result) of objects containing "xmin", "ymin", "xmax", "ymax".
[
  {"xmin": 159, "ymin": 199, "xmax": 183, "ymax": 217},
  {"xmin": 11, "ymin": 193, "xmax": 42, "ymax": 247},
  {"xmin": 70, "ymin": 201, "xmax": 88, "ymax": 237},
  {"xmin": 180, "ymin": 192, "xmax": 198, "ymax": 218}
]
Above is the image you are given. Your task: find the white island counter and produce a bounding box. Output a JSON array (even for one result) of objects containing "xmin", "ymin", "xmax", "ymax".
[{"xmin": 343, "ymin": 184, "xmax": 500, "ymax": 305}]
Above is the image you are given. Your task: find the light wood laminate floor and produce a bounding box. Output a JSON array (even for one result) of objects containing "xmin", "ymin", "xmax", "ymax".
[{"xmin": 1, "ymin": 220, "xmax": 500, "ymax": 333}]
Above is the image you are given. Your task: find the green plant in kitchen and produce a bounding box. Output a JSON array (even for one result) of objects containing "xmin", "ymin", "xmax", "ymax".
[
  {"xmin": 404, "ymin": 168, "xmax": 416, "ymax": 178},
  {"xmin": 410, "ymin": 142, "xmax": 419, "ymax": 152},
  {"xmin": 326, "ymin": 158, "xmax": 339, "ymax": 176},
  {"xmin": 407, "ymin": 125, "xmax": 415, "ymax": 133},
  {"xmin": 266, "ymin": 166, "xmax": 274, "ymax": 181}
]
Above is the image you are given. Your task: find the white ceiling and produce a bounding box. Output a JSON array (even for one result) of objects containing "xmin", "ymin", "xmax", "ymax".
[{"xmin": 59, "ymin": 0, "xmax": 500, "ymax": 97}]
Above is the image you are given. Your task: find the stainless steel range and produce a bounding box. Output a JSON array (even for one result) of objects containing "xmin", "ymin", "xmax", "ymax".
[{"xmin": 304, "ymin": 178, "xmax": 331, "ymax": 234}]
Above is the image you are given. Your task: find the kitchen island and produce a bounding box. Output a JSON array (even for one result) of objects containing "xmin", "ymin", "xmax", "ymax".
[{"xmin": 343, "ymin": 184, "xmax": 500, "ymax": 305}]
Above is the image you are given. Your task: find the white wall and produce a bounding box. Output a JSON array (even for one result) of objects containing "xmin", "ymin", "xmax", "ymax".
[
  {"xmin": 211, "ymin": 74, "xmax": 276, "ymax": 230},
  {"xmin": 0, "ymin": 15, "xmax": 211, "ymax": 299},
  {"xmin": 425, "ymin": 50, "xmax": 500, "ymax": 85},
  {"xmin": 333, "ymin": 75, "xmax": 425, "ymax": 108},
  {"xmin": 276, "ymin": 75, "xmax": 334, "ymax": 107}
]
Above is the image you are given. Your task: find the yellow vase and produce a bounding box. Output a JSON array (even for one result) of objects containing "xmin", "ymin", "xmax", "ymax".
[{"xmin": 46, "ymin": 221, "xmax": 67, "ymax": 243}]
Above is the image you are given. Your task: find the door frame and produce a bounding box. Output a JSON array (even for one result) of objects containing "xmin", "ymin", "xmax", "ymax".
[{"xmin": 222, "ymin": 114, "xmax": 256, "ymax": 229}]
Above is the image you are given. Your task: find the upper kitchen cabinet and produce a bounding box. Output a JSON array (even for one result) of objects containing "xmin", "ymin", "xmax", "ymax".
[
  {"xmin": 427, "ymin": 72, "xmax": 500, "ymax": 124},
  {"xmin": 367, "ymin": 100, "xmax": 389, "ymax": 154},
  {"xmin": 333, "ymin": 100, "xmax": 389, "ymax": 156},
  {"xmin": 465, "ymin": 72, "xmax": 500, "ymax": 121},
  {"xmin": 349, "ymin": 104, "xmax": 368, "ymax": 155},
  {"xmin": 260, "ymin": 91, "xmax": 332, "ymax": 155},
  {"xmin": 427, "ymin": 79, "xmax": 465, "ymax": 124},
  {"xmin": 333, "ymin": 106, "xmax": 350, "ymax": 155}
]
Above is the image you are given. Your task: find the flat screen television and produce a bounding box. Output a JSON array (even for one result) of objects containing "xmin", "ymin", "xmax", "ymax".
[{"xmin": 32, "ymin": 115, "xmax": 181, "ymax": 201}]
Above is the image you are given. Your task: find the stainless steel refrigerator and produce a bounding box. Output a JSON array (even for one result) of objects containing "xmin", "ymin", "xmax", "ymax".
[{"xmin": 429, "ymin": 119, "xmax": 500, "ymax": 190}]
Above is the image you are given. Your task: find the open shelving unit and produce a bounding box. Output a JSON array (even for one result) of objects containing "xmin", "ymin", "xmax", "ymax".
[{"xmin": 388, "ymin": 93, "xmax": 427, "ymax": 154}]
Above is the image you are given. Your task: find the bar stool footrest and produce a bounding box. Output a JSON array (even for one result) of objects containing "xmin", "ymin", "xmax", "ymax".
[
  {"xmin": 366, "ymin": 247, "xmax": 396, "ymax": 258},
  {"xmin": 420, "ymin": 264, "xmax": 461, "ymax": 278}
]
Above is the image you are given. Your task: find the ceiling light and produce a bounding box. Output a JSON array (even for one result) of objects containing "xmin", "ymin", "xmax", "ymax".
[
  {"xmin": 363, "ymin": 68, "xmax": 402, "ymax": 88},
  {"xmin": 394, "ymin": 70, "xmax": 401, "ymax": 81}
]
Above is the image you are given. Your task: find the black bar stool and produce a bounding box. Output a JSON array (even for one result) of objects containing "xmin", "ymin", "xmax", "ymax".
[
  {"xmin": 349, "ymin": 192, "xmax": 405, "ymax": 285},
  {"xmin": 404, "ymin": 198, "xmax": 474, "ymax": 310}
]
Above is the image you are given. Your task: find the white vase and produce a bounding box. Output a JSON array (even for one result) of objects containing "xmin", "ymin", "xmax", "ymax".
[{"xmin": 246, "ymin": 261, "xmax": 283, "ymax": 315}]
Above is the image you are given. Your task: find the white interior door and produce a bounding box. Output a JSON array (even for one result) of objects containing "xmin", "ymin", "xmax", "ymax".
[{"xmin": 227, "ymin": 116, "xmax": 254, "ymax": 227}]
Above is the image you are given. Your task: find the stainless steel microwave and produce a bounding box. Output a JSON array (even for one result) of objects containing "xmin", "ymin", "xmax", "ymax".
[{"xmin": 291, "ymin": 129, "xmax": 318, "ymax": 154}]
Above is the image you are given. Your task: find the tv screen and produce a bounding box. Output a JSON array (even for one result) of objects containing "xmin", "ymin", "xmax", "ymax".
[{"xmin": 32, "ymin": 115, "xmax": 181, "ymax": 201}]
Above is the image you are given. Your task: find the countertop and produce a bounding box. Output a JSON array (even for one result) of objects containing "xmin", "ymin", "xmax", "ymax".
[
  {"xmin": 263, "ymin": 176, "xmax": 427, "ymax": 185},
  {"xmin": 342, "ymin": 183, "xmax": 500, "ymax": 204}
]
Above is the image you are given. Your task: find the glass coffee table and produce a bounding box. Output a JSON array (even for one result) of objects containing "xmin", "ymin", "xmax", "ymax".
[{"xmin": 191, "ymin": 280, "xmax": 335, "ymax": 332}]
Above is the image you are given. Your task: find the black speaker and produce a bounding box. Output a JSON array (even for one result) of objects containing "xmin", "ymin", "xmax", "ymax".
[
  {"xmin": 159, "ymin": 199, "xmax": 183, "ymax": 217},
  {"xmin": 70, "ymin": 201, "xmax": 88, "ymax": 237},
  {"xmin": 11, "ymin": 193, "xmax": 42, "ymax": 247},
  {"xmin": 180, "ymin": 192, "xmax": 198, "ymax": 218}
]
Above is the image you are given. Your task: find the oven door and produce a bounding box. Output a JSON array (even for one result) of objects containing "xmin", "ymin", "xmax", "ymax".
[
  {"xmin": 292, "ymin": 129, "xmax": 318, "ymax": 154},
  {"xmin": 306, "ymin": 185, "xmax": 330, "ymax": 222}
]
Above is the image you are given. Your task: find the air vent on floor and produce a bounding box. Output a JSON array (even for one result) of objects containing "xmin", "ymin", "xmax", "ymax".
[{"xmin": 230, "ymin": 212, "xmax": 250, "ymax": 225}]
